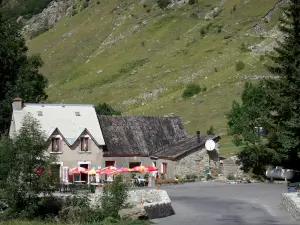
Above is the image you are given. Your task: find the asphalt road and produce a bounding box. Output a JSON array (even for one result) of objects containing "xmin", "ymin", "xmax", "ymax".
[{"xmin": 153, "ymin": 182, "xmax": 298, "ymax": 225}]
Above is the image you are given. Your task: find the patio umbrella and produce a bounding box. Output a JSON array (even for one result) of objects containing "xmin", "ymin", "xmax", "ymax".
[
  {"xmin": 116, "ymin": 167, "xmax": 132, "ymax": 173},
  {"xmin": 70, "ymin": 167, "xmax": 88, "ymax": 174},
  {"xmin": 99, "ymin": 166, "xmax": 118, "ymax": 175},
  {"xmin": 132, "ymin": 165, "xmax": 159, "ymax": 172},
  {"xmin": 88, "ymin": 168, "xmax": 101, "ymax": 175}
]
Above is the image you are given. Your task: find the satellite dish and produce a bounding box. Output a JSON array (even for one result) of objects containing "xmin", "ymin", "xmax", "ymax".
[{"xmin": 205, "ymin": 139, "xmax": 216, "ymax": 151}]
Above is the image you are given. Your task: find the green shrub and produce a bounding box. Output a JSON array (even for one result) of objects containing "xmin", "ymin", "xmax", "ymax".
[
  {"xmin": 188, "ymin": 0, "xmax": 196, "ymax": 5},
  {"xmin": 224, "ymin": 35, "xmax": 232, "ymax": 39},
  {"xmin": 157, "ymin": 0, "xmax": 171, "ymax": 9},
  {"xmin": 240, "ymin": 42, "xmax": 250, "ymax": 52},
  {"xmin": 182, "ymin": 83, "xmax": 201, "ymax": 98},
  {"xmin": 83, "ymin": 2, "xmax": 89, "ymax": 8},
  {"xmin": 178, "ymin": 178, "xmax": 185, "ymax": 183},
  {"xmin": 30, "ymin": 25, "xmax": 49, "ymax": 39},
  {"xmin": 259, "ymin": 55, "xmax": 265, "ymax": 61},
  {"xmin": 96, "ymin": 1, "xmax": 100, "ymax": 4},
  {"xmin": 206, "ymin": 125, "xmax": 215, "ymax": 135},
  {"xmin": 227, "ymin": 174, "xmax": 235, "ymax": 180},
  {"xmin": 200, "ymin": 27, "xmax": 206, "ymax": 37},
  {"xmin": 101, "ymin": 175, "xmax": 129, "ymax": 218},
  {"xmin": 72, "ymin": 10, "xmax": 78, "ymax": 16},
  {"xmin": 185, "ymin": 174, "xmax": 198, "ymax": 180},
  {"xmin": 235, "ymin": 61, "xmax": 245, "ymax": 71},
  {"xmin": 146, "ymin": 8, "xmax": 151, "ymax": 13},
  {"xmin": 203, "ymin": 86, "xmax": 207, "ymax": 92}
]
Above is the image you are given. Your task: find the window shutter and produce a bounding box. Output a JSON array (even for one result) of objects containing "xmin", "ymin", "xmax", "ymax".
[
  {"xmin": 88, "ymin": 138, "xmax": 91, "ymax": 151},
  {"xmin": 60, "ymin": 138, "xmax": 63, "ymax": 152},
  {"xmin": 51, "ymin": 138, "xmax": 54, "ymax": 152}
]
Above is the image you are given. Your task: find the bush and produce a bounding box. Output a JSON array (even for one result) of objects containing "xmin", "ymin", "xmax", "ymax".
[
  {"xmin": 227, "ymin": 174, "xmax": 235, "ymax": 180},
  {"xmin": 83, "ymin": 2, "xmax": 89, "ymax": 9},
  {"xmin": 259, "ymin": 55, "xmax": 265, "ymax": 61},
  {"xmin": 200, "ymin": 27, "xmax": 206, "ymax": 37},
  {"xmin": 146, "ymin": 8, "xmax": 151, "ymax": 13},
  {"xmin": 96, "ymin": 0, "xmax": 100, "ymax": 4},
  {"xmin": 206, "ymin": 125, "xmax": 215, "ymax": 135},
  {"xmin": 240, "ymin": 42, "xmax": 250, "ymax": 52},
  {"xmin": 178, "ymin": 178, "xmax": 185, "ymax": 183},
  {"xmin": 188, "ymin": 0, "xmax": 196, "ymax": 5},
  {"xmin": 101, "ymin": 175, "xmax": 129, "ymax": 218},
  {"xmin": 235, "ymin": 61, "xmax": 245, "ymax": 71},
  {"xmin": 182, "ymin": 83, "xmax": 201, "ymax": 98},
  {"xmin": 157, "ymin": 0, "xmax": 171, "ymax": 9}
]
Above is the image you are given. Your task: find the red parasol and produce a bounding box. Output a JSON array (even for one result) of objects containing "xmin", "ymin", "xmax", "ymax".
[
  {"xmin": 99, "ymin": 166, "xmax": 118, "ymax": 175},
  {"xmin": 132, "ymin": 165, "xmax": 158, "ymax": 172},
  {"xmin": 70, "ymin": 167, "xmax": 88, "ymax": 174},
  {"xmin": 116, "ymin": 167, "xmax": 132, "ymax": 173}
]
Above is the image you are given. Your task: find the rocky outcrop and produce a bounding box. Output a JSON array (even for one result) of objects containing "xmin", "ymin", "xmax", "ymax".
[{"xmin": 22, "ymin": 0, "xmax": 74, "ymax": 39}]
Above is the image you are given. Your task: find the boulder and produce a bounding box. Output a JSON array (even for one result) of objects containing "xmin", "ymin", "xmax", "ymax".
[{"xmin": 118, "ymin": 206, "xmax": 148, "ymax": 220}]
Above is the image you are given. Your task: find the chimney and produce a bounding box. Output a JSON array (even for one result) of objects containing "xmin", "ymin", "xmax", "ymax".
[
  {"xmin": 12, "ymin": 97, "xmax": 23, "ymax": 110},
  {"xmin": 196, "ymin": 131, "xmax": 201, "ymax": 143}
]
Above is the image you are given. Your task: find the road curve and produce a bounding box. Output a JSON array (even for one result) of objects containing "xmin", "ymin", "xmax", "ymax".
[{"xmin": 153, "ymin": 182, "xmax": 297, "ymax": 225}]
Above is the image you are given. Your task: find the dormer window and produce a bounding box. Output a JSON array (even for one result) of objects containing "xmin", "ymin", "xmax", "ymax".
[
  {"xmin": 75, "ymin": 112, "xmax": 81, "ymax": 116},
  {"xmin": 51, "ymin": 138, "xmax": 60, "ymax": 152},
  {"xmin": 81, "ymin": 137, "xmax": 89, "ymax": 151}
]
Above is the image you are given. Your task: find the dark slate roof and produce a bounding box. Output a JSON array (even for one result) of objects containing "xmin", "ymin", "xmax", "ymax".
[
  {"xmin": 98, "ymin": 115, "xmax": 220, "ymax": 159},
  {"xmin": 154, "ymin": 135, "xmax": 219, "ymax": 160},
  {"xmin": 98, "ymin": 115, "xmax": 187, "ymax": 156}
]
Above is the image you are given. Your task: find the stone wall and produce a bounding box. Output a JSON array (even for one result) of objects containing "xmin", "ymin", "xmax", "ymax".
[
  {"xmin": 174, "ymin": 147, "xmax": 219, "ymax": 178},
  {"xmin": 282, "ymin": 193, "xmax": 300, "ymax": 220},
  {"xmin": 90, "ymin": 188, "xmax": 174, "ymax": 219}
]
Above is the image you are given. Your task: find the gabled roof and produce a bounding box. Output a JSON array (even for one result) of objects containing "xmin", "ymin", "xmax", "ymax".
[
  {"xmin": 12, "ymin": 103, "xmax": 105, "ymax": 146},
  {"xmin": 98, "ymin": 115, "xmax": 187, "ymax": 156}
]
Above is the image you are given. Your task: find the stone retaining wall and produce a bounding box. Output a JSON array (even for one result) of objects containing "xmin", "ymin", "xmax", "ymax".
[
  {"xmin": 281, "ymin": 193, "xmax": 300, "ymax": 220},
  {"xmin": 91, "ymin": 188, "xmax": 175, "ymax": 219},
  {"xmin": 127, "ymin": 189, "xmax": 175, "ymax": 219}
]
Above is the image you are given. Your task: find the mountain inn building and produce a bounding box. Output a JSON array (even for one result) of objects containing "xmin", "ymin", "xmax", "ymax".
[{"xmin": 9, "ymin": 98, "xmax": 220, "ymax": 182}]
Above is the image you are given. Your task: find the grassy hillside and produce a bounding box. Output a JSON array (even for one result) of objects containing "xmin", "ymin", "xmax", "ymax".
[{"xmin": 27, "ymin": 0, "xmax": 282, "ymax": 156}]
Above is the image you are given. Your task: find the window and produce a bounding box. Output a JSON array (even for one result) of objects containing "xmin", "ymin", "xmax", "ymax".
[
  {"xmin": 105, "ymin": 161, "xmax": 115, "ymax": 167},
  {"xmin": 81, "ymin": 137, "xmax": 89, "ymax": 151},
  {"xmin": 129, "ymin": 162, "xmax": 141, "ymax": 169},
  {"xmin": 37, "ymin": 111, "xmax": 43, "ymax": 116},
  {"xmin": 75, "ymin": 112, "xmax": 81, "ymax": 116},
  {"xmin": 52, "ymin": 138, "xmax": 60, "ymax": 152},
  {"xmin": 162, "ymin": 162, "xmax": 167, "ymax": 174}
]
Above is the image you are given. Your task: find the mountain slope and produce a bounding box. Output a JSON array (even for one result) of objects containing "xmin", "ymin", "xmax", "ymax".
[{"xmin": 27, "ymin": 0, "xmax": 282, "ymax": 139}]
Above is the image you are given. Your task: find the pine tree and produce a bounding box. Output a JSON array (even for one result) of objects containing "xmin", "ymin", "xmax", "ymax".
[{"xmin": 264, "ymin": 0, "xmax": 300, "ymax": 169}]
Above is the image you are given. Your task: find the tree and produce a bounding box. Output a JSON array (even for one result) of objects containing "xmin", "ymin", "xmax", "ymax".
[
  {"xmin": 228, "ymin": 0, "xmax": 300, "ymax": 174},
  {"xmin": 206, "ymin": 125, "xmax": 216, "ymax": 135},
  {"xmin": 101, "ymin": 175, "xmax": 129, "ymax": 218},
  {"xmin": 0, "ymin": 14, "xmax": 48, "ymax": 135},
  {"xmin": 95, "ymin": 103, "xmax": 121, "ymax": 116},
  {"xmin": 0, "ymin": 114, "xmax": 57, "ymax": 219},
  {"xmin": 263, "ymin": 0, "xmax": 300, "ymax": 170}
]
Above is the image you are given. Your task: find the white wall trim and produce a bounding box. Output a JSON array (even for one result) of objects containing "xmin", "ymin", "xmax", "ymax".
[{"xmin": 52, "ymin": 134, "xmax": 62, "ymax": 140}]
